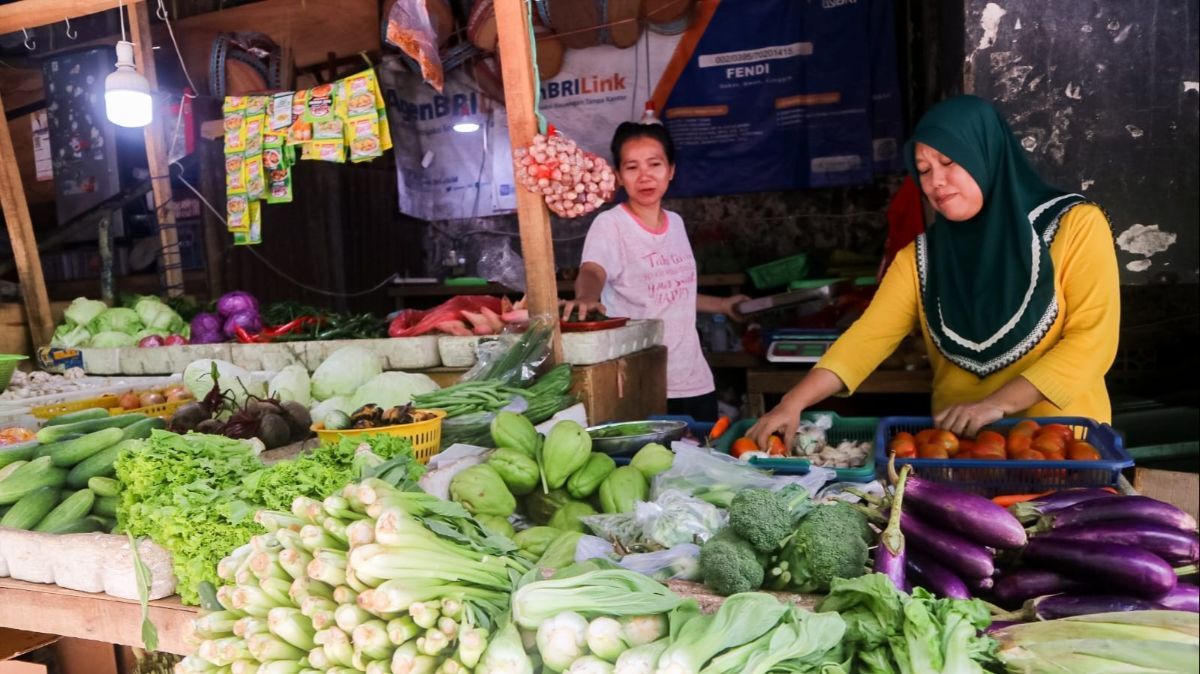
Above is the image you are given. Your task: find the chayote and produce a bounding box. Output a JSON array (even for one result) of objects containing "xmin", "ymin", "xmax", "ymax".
[
  {"xmin": 475, "ymin": 513, "xmax": 515, "ymax": 539},
  {"xmin": 491, "ymin": 410, "xmax": 540, "ymax": 457},
  {"xmin": 566, "ymin": 452, "xmax": 617, "ymax": 499},
  {"xmin": 487, "ymin": 447, "xmax": 540, "ymax": 496},
  {"xmin": 526, "ymin": 488, "xmax": 572, "ymax": 525},
  {"xmin": 548, "ymin": 500, "xmax": 598, "ymax": 533},
  {"xmin": 542, "ymin": 420, "xmax": 592, "ymax": 490},
  {"xmin": 449, "ymin": 464, "xmax": 516, "ymax": 517},
  {"xmin": 598, "ymin": 466, "xmax": 648, "ymax": 514},
  {"xmin": 538, "ymin": 530, "xmax": 584, "ymax": 570},
  {"xmin": 630, "ymin": 442, "xmax": 674, "ymax": 479},
  {"xmin": 513, "ymin": 526, "xmax": 562, "ymax": 559}
]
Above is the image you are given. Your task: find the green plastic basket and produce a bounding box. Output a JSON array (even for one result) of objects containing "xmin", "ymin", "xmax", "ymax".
[
  {"xmin": 0, "ymin": 354, "xmax": 28, "ymax": 393},
  {"xmin": 747, "ymin": 254, "xmax": 808, "ymax": 289},
  {"xmin": 715, "ymin": 412, "xmax": 879, "ymax": 482}
]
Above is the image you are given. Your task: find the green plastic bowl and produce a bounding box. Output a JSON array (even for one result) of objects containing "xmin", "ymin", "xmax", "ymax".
[{"xmin": 0, "ymin": 354, "xmax": 28, "ymax": 393}]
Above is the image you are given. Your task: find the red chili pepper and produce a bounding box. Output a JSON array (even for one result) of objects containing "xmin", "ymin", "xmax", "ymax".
[{"xmin": 234, "ymin": 326, "xmax": 261, "ymax": 344}]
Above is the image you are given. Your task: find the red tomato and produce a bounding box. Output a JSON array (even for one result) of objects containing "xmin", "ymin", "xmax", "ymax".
[
  {"xmin": 767, "ymin": 435, "xmax": 789, "ymax": 457},
  {"xmin": 918, "ymin": 444, "xmax": 950, "ymax": 459},
  {"xmin": 731, "ymin": 437, "xmax": 758, "ymax": 459},
  {"xmin": 1011, "ymin": 448, "xmax": 1046, "ymax": 461},
  {"xmin": 1039, "ymin": 423, "xmax": 1074, "ymax": 445},
  {"xmin": 975, "ymin": 430, "xmax": 1007, "ymax": 452},
  {"xmin": 1068, "ymin": 442, "xmax": 1101, "ymax": 461},
  {"xmin": 1032, "ymin": 434, "xmax": 1066, "ymax": 455}
]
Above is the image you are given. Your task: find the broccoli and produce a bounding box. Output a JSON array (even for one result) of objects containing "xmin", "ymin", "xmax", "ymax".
[
  {"xmin": 698, "ymin": 528, "xmax": 764, "ymax": 595},
  {"xmin": 728, "ymin": 486, "xmax": 812, "ymax": 552},
  {"xmin": 766, "ymin": 501, "xmax": 870, "ymax": 593}
]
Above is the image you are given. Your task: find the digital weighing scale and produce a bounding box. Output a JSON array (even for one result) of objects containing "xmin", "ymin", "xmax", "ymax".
[{"xmin": 765, "ymin": 330, "xmax": 841, "ymax": 363}]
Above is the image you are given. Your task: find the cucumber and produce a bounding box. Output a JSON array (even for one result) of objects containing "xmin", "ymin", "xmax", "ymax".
[
  {"xmin": 34, "ymin": 488, "xmax": 95, "ymax": 532},
  {"xmin": 40, "ymin": 515, "xmax": 108, "ymax": 535},
  {"xmin": 0, "ymin": 441, "xmax": 38, "ymax": 469},
  {"xmin": 36, "ymin": 414, "xmax": 146, "ymax": 444},
  {"xmin": 66, "ymin": 439, "xmax": 137, "ymax": 488},
  {"xmin": 0, "ymin": 457, "xmax": 70, "ymax": 505},
  {"xmin": 1, "ymin": 486, "xmax": 61, "ymax": 530},
  {"xmin": 43, "ymin": 408, "xmax": 112, "ymax": 427},
  {"xmin": 35, "ymin": 434, "xmax": 86, "ymax": 458},
  {"xmin": 87, "ymin": 476, "xmax": 122, "ymax": 498},
  {"xmin": 92, "ymin": 495, "xmax": 120, "ymax": 518},
  {"xmin": 46, "ymin": 427, "xmax": 124, "ymax": 467},
  {"xmin": 120, "ymin": 416, "xmax": 167, "ymax": 441},
  {"xmin": 0, "ymin": 460, "xmax": 28, "ymax": 482}
]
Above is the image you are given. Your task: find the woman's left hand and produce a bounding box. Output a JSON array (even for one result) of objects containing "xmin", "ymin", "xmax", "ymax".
[
  {"xmin": 723, "ymin": 294, "xmax": 751, "ymax": 322},
  {"xmin": 934, "ymin": 401, "xmax": 1005, "ymax": 438}
]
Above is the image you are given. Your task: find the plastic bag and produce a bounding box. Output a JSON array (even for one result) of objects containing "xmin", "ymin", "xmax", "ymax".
[
  {"xmin": 460, "ymin": 317, "xmax": 553, "ymax": 386},
  {"xmin": 384, "ymin": 0, "xmax": 444, "ymax": 92},
  {"xmin": 574, "ymin": 535, "xmax": 619, "ymax": 564},
  {"xmin": 619, "ymin": 544, "xmax": 702, "ymax": 582},
  {"xmin": 477, "ymin": 236, "xmax": 527, "ymax": 293},
  {"xmin": 580, "ymin": 512, "xmax": 645, "ymax": 550},
  {"xmin": 438, "ymin": 411, "xmax": 496, "ymax": 449},
  {"xmin": 634, "ymin": 490, "xmax": 726, "ymax": 549},
  {"xmin": 652, "ymin": 443, "xmax": 836, "ymax": 508}
]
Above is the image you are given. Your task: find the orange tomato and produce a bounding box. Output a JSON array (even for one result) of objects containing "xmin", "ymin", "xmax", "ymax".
[
  {"xmin": 1068, "ymin": 442, "xmax": 1101, "ymax": 461},
  {"xmin": 1041, "ymin": 449, "xmax": 1066, "ymax": 461},
  {"xmin": 918, "ymin": 444, "xmax": 950, "ymax": 459},
  {"xmin": 974, "ymin": 444, "xmax": 1008, "ymax": 460},
  {"xmin": 975, "ymin": 430, "xmax": 1007, "ymax": 452},
  {"xmin": 1039, "ymin": 423, "xmax": 1074, "ymax": 444},
  {"xmin": 731, "ymin": 437, "xmax": 759, "ymax": 459},
  {"xmin": 894, "ymin": 442, "xmax": 917, "ymax": 459},
  {"xmin": 915, "ymin": 429, "xmax": 938, "ymax": 445},
  {"xmin": 1007, "ymin": 433, "xmax": 1033, "ymax": 457},
  {"xmin": 1032, "ymin": 434, "xmax": 1066, "ymax": 455},
  {"xmin": 958, "ymin": 439, "xmax": 976, "ymax": 455},
  {"xmin": 1013, "ymin": 420, "xmax": 1040, "ymax": 435},
  {"xmin": 930, "ymin": 430, "xmax": 961, "ymax": 456},
  {"xmin": 890, "ymin": 432, "xmax": 916, "ymax": 458},
  {"xmin": 767, "ymin": 434, "xmax": 789, "ymax": 457},
  {"xmin": 1011, "ymin": 448, "xmax": 1046, "ymax": 461}
]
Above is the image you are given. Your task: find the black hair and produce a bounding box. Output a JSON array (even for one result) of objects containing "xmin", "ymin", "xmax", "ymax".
[{"xmin": 610, "ymin": 122, "xmax": 676, "ymax": 167}]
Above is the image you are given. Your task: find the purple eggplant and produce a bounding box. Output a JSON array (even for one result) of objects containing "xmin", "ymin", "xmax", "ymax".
[
  {"xmin": 907, "ymin": 550, "xmax": 971, "ymax": 599},
  {"xmin": 966, "ymin": 574, "xmax": 995, "ymax": 594},
  {"xmin": 899, "ymin": 511, "xmax": 995, "ymax": 579},
  {"xmin": 992, "ymin": 568, "xmax": 1091, "ymax": 607},
  {"xmin": 1009, "ymin": 489, "xmax": 1120, "ymax": 522},
  {"xmin": 1159, "ymin": 583, "xmax": 1199, "ymax": 613},
  {"xmin": 1040, "ymin": 519, "xmax": 1200, "ymax": 565},
  {"xmin": 1020, "ymin": 593, "xmax": 1167, "ymax": 620},
  {"xmin": 1023, "ymin": 538, "xmax": 1178, "ymax": 599},
  {"xmin": 985, "ymin": 620, "xmax": 1019, "ymax": 634},
  {"xmin": 1039, "ymin": 496, "xmax": 1198, "ymax": 533},
  {"xmin": 874, "ymin": 465, "xmax": 911, "ymax": 591},
  {"xmin": 898, "ymin": 474, "xmax": 1027, "ymax": 549}
]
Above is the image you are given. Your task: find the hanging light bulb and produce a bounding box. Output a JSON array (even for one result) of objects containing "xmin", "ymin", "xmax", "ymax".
[
  {"xmin": 105, "ymin": 40, "xmax": 153, "ymax": 128},
  {"xmin": 452, "ymin": 103, "xmax": 480, "ymax": 133}
]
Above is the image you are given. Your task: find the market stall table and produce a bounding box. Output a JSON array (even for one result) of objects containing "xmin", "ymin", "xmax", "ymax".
[
  {"xmin": 0, "ymin": 578, "xmax": 196, "ymax": 656},
  {"xmin": 745, "ymin": 366, "xmax": 932, "ymax": 416}
]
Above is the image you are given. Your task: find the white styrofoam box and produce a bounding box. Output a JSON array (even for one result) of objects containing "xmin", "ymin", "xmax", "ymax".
[
  {"xmin": 562, "ymin": 319, "xmax": 664, "ymax": 366},
  {"xmin": 78, "ymin": 348, "xmax": 124, "ymax": 375},
  {"xmin": 437, "ymin": 335, "xmax": 502, "ymax": 368},
  {"xmin": 230, "ymin": 342, "xmax": 305, "ymax": 372},
  {"xmin": 117, "ymin": 343, "xmax": 234, "ymax": 375},
  {"xmin": 299, "ymin": 338, "xmax": 441, "ymax": 371},
  {"xmin": 0, "ymin": 527, "xmax": 176, "ymax": 600}
]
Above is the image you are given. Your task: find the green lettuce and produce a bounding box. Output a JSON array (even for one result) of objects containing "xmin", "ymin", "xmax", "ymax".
[
  {"xmin": 63, "ymin": 296, "xmax": 108, "ymax": 327},
  {"xmin": 88, "ymin": 307, "xmax": 143, "ymax": 335},
  {"xmin": 134, "ymin": 297, "xmax": 185, "ymax": 333},
  {"xmin": 50, "ymin": 323, "xmax": 92, "ymax": 348},
  {"xmin": 90, "ymin": 331, "xmax": 138, "ymax": 348}
]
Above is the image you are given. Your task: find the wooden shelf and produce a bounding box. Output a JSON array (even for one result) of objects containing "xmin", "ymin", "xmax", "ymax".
[
  {"xmin": 704, "ymin": 351, "xmax": 762, "ymax": 369},
  {"xmin": 0, "ymin": 578, "xmax": 197, "ymax": 656},
  {"xmin": 44, "ymin": 271, "xmax": 208, "ymax": 301},
  {"xmin": 389, "ymin": 274, "xmax": 746, "ymax": 302}
]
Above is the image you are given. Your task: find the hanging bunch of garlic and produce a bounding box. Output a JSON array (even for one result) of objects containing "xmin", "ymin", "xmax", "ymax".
[{"xmin": 513, "ymin": 129, "xmax": 616, "ymax": 218}]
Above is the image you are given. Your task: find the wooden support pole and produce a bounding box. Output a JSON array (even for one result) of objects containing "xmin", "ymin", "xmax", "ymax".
[
  {"xmin": 494, "ymin": 0, "xmax": 563, "ymax": 363},
  {"xmin": 128, "ymin": 0, "xmax": 185, "ymax": 298},
  {"xmin": 0, "ymin": 87, "xmax": 54, "ymax": 348}
]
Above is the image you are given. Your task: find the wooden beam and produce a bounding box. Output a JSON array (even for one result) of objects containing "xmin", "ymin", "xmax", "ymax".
[
  {"xmin": 0, "ymin": 87, "xmax": 54, "ymax": 348},
  {"xmin": 493, "ymin": 0, "xmax": 563, "ymax": 363},
  {"xmin": 0, "ymin": 0, "xmax": 120, "ymax": 36},
  {"xmin": 128, "ymin": 0, "xmax": 185, "ymax": 297}
]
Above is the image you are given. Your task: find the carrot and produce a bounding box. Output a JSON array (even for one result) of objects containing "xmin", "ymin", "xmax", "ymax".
[
  {"xmin": 709, "ymin": 416, "xmax": 731, "ymax": 441},
  {"xmin": 992, "ymin": 491, "xmax": 1055, "ymax": 508}
]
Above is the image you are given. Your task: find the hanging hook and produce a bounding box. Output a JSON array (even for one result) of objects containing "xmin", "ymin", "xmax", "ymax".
[
  {"xmin": 156, "ymin": 0, "xmax": 169, "ymax": 21},
  {"xmin": 22, "ymin": 27, "xmax": 35, "ymax": 51},
  {"xmin": 64, "ymin": 17, "xmax": 78, "ymax": 40}
]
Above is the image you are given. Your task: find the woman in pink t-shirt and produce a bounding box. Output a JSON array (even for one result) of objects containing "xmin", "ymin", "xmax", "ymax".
[{"xmin": 562, "ymin": 123, "xmax": 748, "ymax": 421}]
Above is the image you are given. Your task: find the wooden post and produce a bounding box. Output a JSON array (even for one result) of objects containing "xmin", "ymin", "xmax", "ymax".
[
  {"xmin": 0, "ymin": 87, "xmax": 54, "ymax": 348},
  {"xmin": 494, "ymin": 0, "xmax": 563, "ymax": 363},
  {"xmin": 128, "ymin": 0, "xmax": 186, "ymax": 298}
]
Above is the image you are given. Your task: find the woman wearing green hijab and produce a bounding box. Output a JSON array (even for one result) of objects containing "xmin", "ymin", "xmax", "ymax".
[{"xmin": 751, "ymin": 95, "xmax": 1120, "ymax": 445}]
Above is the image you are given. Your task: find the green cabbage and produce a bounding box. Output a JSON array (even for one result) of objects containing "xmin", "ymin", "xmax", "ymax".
[
  {"xmin": 311, "ymin": 396, "xmax": 353, "ymax": 425},
  {"xmin": 90, "ymin": 331, "xmax": 138, "ymax": 348},
  {"xmin": 310, "ymin": 346, "xmax": 383, "ymax": 402},
  {"xmin": 348, "ymin": 371, "xmax": 440, "ymax": 410},
  {"xmin": 134, "ymin": 297, "xmax": 185, "ymax": 333},
  {"xmin": 268, "ymin": 364, "xmax": 312, "ymax": 407},
  {"xmin": 63, "ymin": 296, "xmax": 108, "ymax": 328},
  {"xmin": 87, "ymin": 307, "xmax": 143, "ymax": 335},
  {"xmin": 50, "ymin": 323, "xmax": 92, "ymax": 348}
]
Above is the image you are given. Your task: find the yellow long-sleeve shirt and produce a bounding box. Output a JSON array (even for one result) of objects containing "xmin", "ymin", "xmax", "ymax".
[{"xmin": 817, "ymin": 203, "xmax": 1120, "ymax": 422}]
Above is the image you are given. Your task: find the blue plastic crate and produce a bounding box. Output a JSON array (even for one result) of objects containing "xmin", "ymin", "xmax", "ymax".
[
  {"xmin": 648, "ymin": 414, "xmax": 716, "ymax": 439},
  {"xmin": 874, "ymin": 416, "xmax": 1132, "ymax": 496}
]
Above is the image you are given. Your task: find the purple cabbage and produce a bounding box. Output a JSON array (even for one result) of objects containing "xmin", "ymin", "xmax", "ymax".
[
  {"xmin": 216, "ymin": 291, "xmax": 260, "ymax": 318},
  {"xmin": 223, "ymin": 310, "xmax": 262, "ymax": 338},
  {"xmin": 190, "ymin": 312, "xmax": 225, "ymax": 344}
]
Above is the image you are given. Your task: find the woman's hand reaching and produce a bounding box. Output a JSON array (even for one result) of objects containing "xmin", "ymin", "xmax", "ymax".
[
  {"xmin": 560, "ymin": 297, "xmax": 606, "ymax": 322},
  {"xmin": 747, "ymin": 399, "xmax": 805, "ymax": 451}
]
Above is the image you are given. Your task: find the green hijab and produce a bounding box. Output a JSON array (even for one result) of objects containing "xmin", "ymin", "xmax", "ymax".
[{"xmin": 904, "ymin": 96, "xmax": 1087, "ymax": 377}]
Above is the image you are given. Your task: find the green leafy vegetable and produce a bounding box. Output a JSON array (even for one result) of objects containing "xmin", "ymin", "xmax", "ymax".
[{"xmin": 63, "ymin": 296, "xmax": 108, "ymax": 327}]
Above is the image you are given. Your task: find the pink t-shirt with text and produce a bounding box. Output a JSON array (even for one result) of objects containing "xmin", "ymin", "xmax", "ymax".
[{"xmin": 580, "ymin": 205, "xmax": 714, "ymax": 398}]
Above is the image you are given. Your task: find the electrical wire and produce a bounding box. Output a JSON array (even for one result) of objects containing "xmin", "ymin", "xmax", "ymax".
[{"xmin": 118, "ymin": 0, "xmax": 127, "ymax": 42}]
